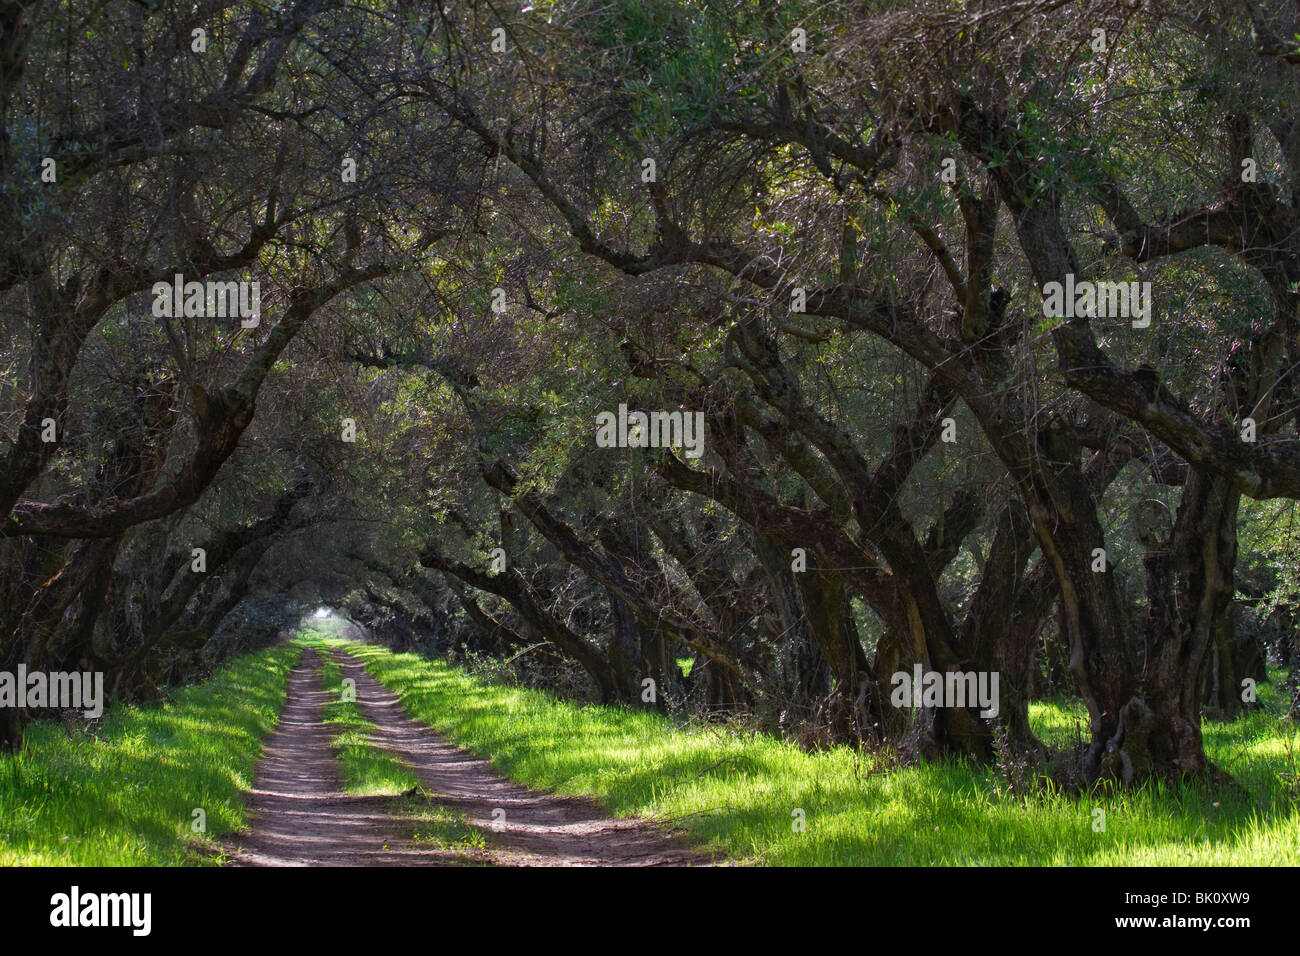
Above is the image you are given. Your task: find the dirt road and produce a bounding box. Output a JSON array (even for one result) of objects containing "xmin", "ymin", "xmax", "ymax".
[{"xmin": 228, "ymin": 649, "xmax": 705, "ymax": 866}]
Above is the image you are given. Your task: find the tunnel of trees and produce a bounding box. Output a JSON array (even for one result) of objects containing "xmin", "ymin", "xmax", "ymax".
[{"xmin": 2, "ymin": 0, "xmax": 1299, "ymax": 787}]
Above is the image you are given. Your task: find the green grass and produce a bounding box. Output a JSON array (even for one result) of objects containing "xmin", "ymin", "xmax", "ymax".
[
  {"xmin": 398, "ymin": 791, "xmax": 489, "ymax": 854},
  {"xmin": 338, "ymin": 639, "xmax": 1300, "ymax": 866},
  {"xmin": 0, "ymin": 642, "xmax": 302, "ymax": 865}
]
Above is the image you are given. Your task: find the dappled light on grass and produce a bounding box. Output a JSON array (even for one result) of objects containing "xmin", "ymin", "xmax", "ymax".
[
  {"xmin": 0, "ymin": 644, "xmax": 302, "ymax": 865},
  {"xmin": 343, "ymin": 641, "xmax": 1300, "ymax": 866}
]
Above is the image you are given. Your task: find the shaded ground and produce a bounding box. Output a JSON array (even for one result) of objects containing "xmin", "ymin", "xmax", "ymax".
[{"xmin": 227, "ymin": 648, "xmax": 705, "ymax": 866}]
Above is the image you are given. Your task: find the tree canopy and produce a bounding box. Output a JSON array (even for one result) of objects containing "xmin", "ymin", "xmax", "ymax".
[{"xmin": 3, "ymin": 0, "xmax": 1300, "ymax": 785}]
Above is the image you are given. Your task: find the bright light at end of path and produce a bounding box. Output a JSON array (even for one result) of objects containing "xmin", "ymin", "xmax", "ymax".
[{"xmin": 314, "ymin": 607, "xmax": 331, "ymax": 619}]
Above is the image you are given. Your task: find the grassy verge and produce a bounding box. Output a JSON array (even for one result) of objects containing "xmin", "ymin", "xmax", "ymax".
[
  {"xmin": 0, "ymin": 642, "xmax": 302, "ymax": 865},
  {"xmin": 339, "ymin": 639, "xmax": 1300, "ymax": 866}
]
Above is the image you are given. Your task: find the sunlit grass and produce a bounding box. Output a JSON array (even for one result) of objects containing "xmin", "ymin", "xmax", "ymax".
[
  {"xmin": 341, "ymin": 640, "xmax": 1300, "ymax": 866},
  {"xmin": 0, "ymin": 643, "xmax": 302, "ymax": 866}
]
